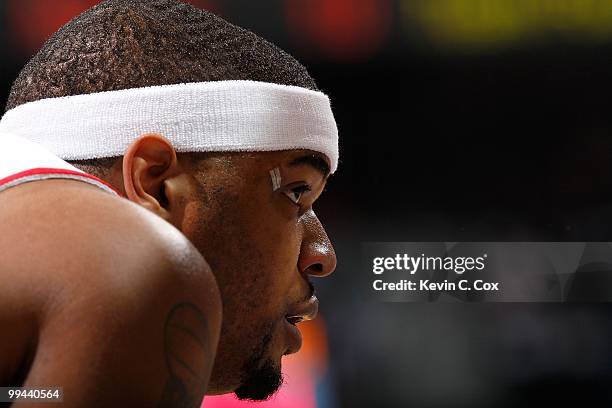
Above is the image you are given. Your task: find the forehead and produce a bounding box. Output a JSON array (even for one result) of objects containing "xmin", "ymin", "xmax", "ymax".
[
  {"xmin": 257, "ymin": 149, "xmax": 330, "ymax": 175},
  {"xmin": 184, "ymin": 149, "xmax": 331, "ymax": 182}
]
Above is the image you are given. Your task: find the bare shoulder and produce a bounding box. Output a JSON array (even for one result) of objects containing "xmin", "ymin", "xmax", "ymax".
[{"xmin": 0, "ymin": 180, "xmax": 221, "ymax": 407}]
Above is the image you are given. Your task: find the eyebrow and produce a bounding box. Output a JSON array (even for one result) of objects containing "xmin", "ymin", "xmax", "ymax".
[{"xmin": 287, "ymin": 154, "xmax": 331, "ymax": 178}]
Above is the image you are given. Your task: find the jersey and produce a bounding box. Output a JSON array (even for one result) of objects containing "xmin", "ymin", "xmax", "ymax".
[{"xmin": 0, "ymin": 132, "xmax": 118, "ymax": 195}]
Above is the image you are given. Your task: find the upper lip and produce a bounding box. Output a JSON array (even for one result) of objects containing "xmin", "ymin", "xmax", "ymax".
[{"xmin": 286, "ymin": 296, "xmax": 319, "ymax": 325}]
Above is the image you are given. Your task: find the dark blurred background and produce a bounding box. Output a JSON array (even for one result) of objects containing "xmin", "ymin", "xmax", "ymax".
[{"xmin": 3, "ymin": 1, "xmax": 612, "ymax": 407}]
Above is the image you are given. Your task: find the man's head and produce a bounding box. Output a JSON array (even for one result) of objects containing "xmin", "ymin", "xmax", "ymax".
[{"xmin": 5, "ymin": 0, "xmax": 337, "ymax": 401}]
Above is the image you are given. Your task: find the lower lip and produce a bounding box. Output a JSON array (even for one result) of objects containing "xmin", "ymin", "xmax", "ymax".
[{"xmin": 284, "ymin": 319, "xmax": 303, "ymax": 354}]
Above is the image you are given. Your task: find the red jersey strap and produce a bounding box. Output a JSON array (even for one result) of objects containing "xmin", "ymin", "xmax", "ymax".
[{"xmin": 0, "ymin": 167, "xmax": 122, "ymax": 196}]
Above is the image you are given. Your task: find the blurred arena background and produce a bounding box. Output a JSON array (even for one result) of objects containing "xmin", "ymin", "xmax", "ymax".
[{"xmin": 3, "ymin": 1, "xmax": 612, "ymax": 407}]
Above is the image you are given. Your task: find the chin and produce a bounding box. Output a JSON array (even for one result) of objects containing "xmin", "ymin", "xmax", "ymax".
[
  {"xmin": 234, "ymin": 358, "xmax": 283, "ymax": 401},
  {"xmin": 231, "ymin": 318, "xmax": 287, "ymax": 400}
]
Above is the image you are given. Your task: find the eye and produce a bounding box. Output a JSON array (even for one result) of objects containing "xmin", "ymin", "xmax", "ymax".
[{"xmin": 284, "ymin": 185, "xmax": 311, "ymax": 205}]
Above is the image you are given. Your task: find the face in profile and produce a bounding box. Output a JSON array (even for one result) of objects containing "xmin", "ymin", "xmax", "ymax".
[{"xmin": 179, "ymin": 149, "xmax": 337, "ymax": 400}]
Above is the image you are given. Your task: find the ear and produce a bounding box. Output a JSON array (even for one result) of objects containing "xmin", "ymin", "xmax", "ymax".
[{"xmin": 122, "ymin": 134, "xmax": 184, "ymax": 223}]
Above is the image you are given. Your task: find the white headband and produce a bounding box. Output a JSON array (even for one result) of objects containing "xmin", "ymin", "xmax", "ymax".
[{"xmin": 0, "ymin": 80, "xmax": 339, "ymax": 173}]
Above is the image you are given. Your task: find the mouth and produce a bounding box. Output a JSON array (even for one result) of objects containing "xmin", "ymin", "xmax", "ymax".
[
  {"xmin": 285, "ymin": 316, "xmax": 304, "ymax": 325},
  {"xmin": 285, "ymin": 295, "xmax": 319, "ymax": 325},
  {"xmin": 283, "ymin": 296, "xmax": 319, "ymax": 355}
]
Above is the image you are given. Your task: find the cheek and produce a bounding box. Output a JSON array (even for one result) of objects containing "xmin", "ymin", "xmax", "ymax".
[
  {"xmin": 185, "ymin": 192, "xmax": 301, "ymax": 313},
  {"xmin": 237, "ymin": 207, "xmax": 304, "ymax": 309},
  {"xmin": 252, "ymin": 207, "xmax": 305, "ymax": 282}
]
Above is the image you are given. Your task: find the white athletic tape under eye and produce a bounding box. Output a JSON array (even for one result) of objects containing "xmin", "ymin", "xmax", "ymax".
[
  {"xmin": 270, "ymin": 167, "xmax": 282, "ymax": 191},
  {"xmin": 0, "ymin": 80, "xmax": 339, "ymax": 173}
]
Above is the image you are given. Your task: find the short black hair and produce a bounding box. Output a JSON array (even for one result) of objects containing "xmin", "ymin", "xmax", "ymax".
[
  {"xmin": 5, "ymin": 0, "xmax": 318, "ymax": 176},
  {"xmin": 7, "ymin": 0, "xmax": 317, "ymax": 111}
]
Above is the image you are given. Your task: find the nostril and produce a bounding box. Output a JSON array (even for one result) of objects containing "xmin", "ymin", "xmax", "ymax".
[
  {"xmin": 298, "ymin": 238, "xmax": 337, "ymax": 277},
  {"xmin": 307, "ymin": 263, "xmax": 324, "ymax": 275}
]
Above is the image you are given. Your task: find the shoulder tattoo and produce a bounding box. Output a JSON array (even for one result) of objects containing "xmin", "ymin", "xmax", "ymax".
[{"xmin": 158, "ymin": 303, "xmax": 212, "ymax": 408}]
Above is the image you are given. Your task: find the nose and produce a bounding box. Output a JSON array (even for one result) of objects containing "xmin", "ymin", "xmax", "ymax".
[{"xmin": 298, "ymin": 210, "xmax": 337, "ymax": 277}]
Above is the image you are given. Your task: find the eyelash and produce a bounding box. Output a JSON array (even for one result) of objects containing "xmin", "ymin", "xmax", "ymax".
[{"xmin": 284, "ymin": 184, "xmax": 312, "ymax": 206}]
